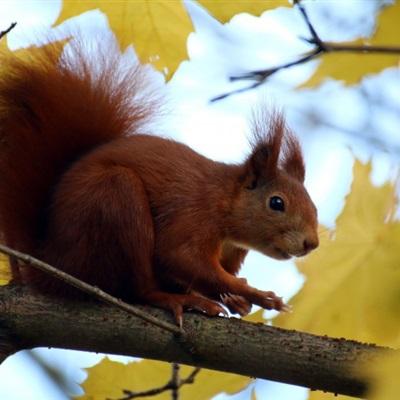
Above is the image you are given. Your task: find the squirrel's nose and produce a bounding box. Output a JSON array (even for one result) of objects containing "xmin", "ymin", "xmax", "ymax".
[{"xmin": 303, "ymin": 237, "xmax": 319, "ymax": 254}]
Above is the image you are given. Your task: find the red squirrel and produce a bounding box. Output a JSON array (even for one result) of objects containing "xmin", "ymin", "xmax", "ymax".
[{"xmin": 0, "ymin": 39, "xmax": 318, "ymax": 325}]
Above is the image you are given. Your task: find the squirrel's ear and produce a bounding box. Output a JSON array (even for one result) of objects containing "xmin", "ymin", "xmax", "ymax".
[
  {"xmin": 243, "ymin": 111, "xmax": 284, "ymax": 189},
  {"xmin": 282, "ymin": 134, "xmax": 305, "ymax": 182}
]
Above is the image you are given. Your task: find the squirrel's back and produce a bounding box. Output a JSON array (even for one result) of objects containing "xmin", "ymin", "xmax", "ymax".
[{"xmin": 0, "ymin": 38, "xmax": 159, "ymax": 255}]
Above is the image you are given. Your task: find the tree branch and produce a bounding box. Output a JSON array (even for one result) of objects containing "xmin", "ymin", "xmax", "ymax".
[
  {"xmin": 0, "ymin": 284, "xmax": 390, "ymax": 398},
  {"xmin": 211, "ymin": 1, "xmax": 400, "ymax": 101}
]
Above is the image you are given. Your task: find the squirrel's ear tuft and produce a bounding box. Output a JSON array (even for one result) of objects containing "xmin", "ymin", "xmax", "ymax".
[
  {"xmin": 242, "ymin": 109, "xmax": 306, "ymax": 187},
  {"xmin": 243, "ymin": 110, "xmax": 285, "ymax": 189},
  {"xmin": 281, "ymin": 133, "xmax": 305, "ymax": 182}
]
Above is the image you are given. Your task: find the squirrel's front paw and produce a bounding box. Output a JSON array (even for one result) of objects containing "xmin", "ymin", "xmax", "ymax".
[
  {"xmin": 255, "ymin": 290, "xmax": 291, "ymax": 312},
  {"xmin": 220, "ymin": 293, "xmax": 252, "ymax": 316}
]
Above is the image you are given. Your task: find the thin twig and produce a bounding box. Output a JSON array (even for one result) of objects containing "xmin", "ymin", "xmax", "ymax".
[
  {"xmin": 294, "ymin": 0, "xmax": 400, "ymax": 54},
  {"xmin": 212, "ymin": 1, "xmax": 400, "ymax": 101},
  {"xmin": 211, "ymin": 81, "xmax": 264, "ymax": 102},
  {"xmin": 171, "ymin": 363, "xmax": 180, "ymax": 400},
  {"xmin": 293, "ymin": 0, "xmax": 322, "ymax": 46},
  {"xmin": 0, "ymin": 243, "xmax": 182, "ymax": 336},
  {"xmin": 210, "ymin": 48, "xmax": 322, "ymax": 102},
  {"xmin": 0, "ymin": 22, "xmax": 17, "ymax": 41},
  {"xmin": 231, "ymin": 47, "xmax": 322, "ymax": 81},
  {"xmin": 117, "ymin": 367, "xmax": 201, "ymax": 400},
  {"xmin": 322, "ymin": 43, "xmax": 400, "ymax": 54}
]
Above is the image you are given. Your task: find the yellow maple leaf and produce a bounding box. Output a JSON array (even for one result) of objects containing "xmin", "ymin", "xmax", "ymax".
[
  {"xmin": 55, "ymin": 0, "xmax": 193, "ymax": 79},
  {"xmin": 243, "ymin": 308, "xmax": 266, "ymax": 323},
  {"xmin": 0, "ymin": 37, "xmax": 9, "ymax": 53},
  {"xmin": 0, "ymin": 255, "xmax": 11, "ymax": 286},
  {"xmin": 275, "ymin": 161, "xmax": 400, "ymax": 348},
  {"xmin": 308, "ymin": 342, "xmax": 400, "ymax": 400},
  {"xmin": 301, "ymin": 1, "xmax": 400, "ymax": 87},
  {"xmin": 198, "ymin": 0, "xmax": 290, "ymax": 23},
  {"xmin": 307, "ymin": 391, "xmax": 360, "ymax": 400},
  {"xmin": 78, "ymin": 358, "xmax": 252, "ymax": 399},
  {"xmin": 361, "ymin": 351, "xmax": 400, "ymax": 400}
]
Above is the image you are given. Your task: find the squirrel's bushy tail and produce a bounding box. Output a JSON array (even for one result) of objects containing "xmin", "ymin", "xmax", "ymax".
[{"xmin": 0, "ymin": 38, "xmax": 158, "ymax": 255}]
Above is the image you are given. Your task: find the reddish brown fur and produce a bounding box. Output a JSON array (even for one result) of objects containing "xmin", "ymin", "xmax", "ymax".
[{"xmin": 0, "ymin": 39, "xmax": 318, "ymax": 321}]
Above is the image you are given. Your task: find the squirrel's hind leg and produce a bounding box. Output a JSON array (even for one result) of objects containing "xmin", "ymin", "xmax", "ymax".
[{"xmin": 93, "ymin": 165, "xmax": 225, "ymax": 325}]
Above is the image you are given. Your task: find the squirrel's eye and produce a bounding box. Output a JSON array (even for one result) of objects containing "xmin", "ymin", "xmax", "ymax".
[{"xmin": 269, "ymin": 196, "xmax": 285, "ymax": 212}]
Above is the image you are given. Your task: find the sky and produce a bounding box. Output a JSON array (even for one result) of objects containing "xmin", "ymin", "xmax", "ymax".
[{"xmin": 0, "ymin": 0, "xmax": 398, "ymax": 399}]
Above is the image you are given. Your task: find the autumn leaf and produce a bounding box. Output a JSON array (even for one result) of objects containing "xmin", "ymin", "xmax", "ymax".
[
  {"xmin": 198, "ymin": 0, "xmax": 290, "ymax": 23},
  {"xmin": 275, "ymin": 161, "xmax": 400, "ymax": 348},
  {"xmin": 78, "ymin": 358, "xmax": 252, "ymax": 400},
  {"xmin": 360, "ymin": 351, "xmax": 400, "ymax": 400},
  {"xmin": 0, "ymin": 255, "xmax": 11, "ymax": 286},
  {"xmin": 0, "ymin": 37, "xmax": 9, "ymax": 53},
  {"xmin": 301, "ymin": 1, "xmax": 400, "ymax": 87},
  {"xmin": 55, "ymin": 0, "xmax": 193, "ymax": 79},
  {"xmin": 243, "ymin": 308, "xmax": 266, "ymax": 323},
  {"xmin": 307, "ymin": 390, "xmax": 360, "ymax": 400}
]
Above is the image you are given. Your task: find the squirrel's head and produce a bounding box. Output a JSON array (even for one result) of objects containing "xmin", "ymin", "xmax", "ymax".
[{"xmin": 230, "ymin": 111, "xmax": 318, "ymax": 260}]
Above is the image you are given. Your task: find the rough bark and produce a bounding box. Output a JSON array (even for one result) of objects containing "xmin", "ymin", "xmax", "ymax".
[{"xmin": 0, "ymin": 284, "xmax": 389, "ymax": 397}]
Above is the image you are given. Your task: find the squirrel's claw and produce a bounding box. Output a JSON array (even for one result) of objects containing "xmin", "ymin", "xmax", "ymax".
[
  {"xmin": 219, "ymin": 307, "xmax": 229, "ymax": 318},
  {"xmin": 172, "ymin": 304, "xmax": 184, "ymax": 328},
  {"xmin": 280, "ymin": 303, "xmax": 293, "ymax": 313},
  {"xmin": 220, "ymin": 292, "xmax": 252, "ymax": 316}
]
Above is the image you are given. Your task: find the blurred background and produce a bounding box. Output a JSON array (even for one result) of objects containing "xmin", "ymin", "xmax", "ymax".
[{"xmin": 0, "ymin": 0, "xmax": 398, "ymax": 399}]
